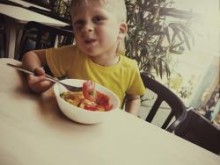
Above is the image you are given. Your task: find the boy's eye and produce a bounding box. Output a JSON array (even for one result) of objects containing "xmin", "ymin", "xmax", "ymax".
[
  {"xmin": 73, "ymin": 20, "xmax": 84, "ymax": 30},
  {"xmin": 93, "ymin": 16, "xmax": 105, "ymax": 23},
  {"xmin": 74, "ymin": 20, "xmax": 84, "ymax": 26}
]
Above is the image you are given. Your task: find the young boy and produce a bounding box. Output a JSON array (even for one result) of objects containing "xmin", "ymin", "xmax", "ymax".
[{"xmin": 22, "ymin": 0, "xmax": 146, "ymax": 116}]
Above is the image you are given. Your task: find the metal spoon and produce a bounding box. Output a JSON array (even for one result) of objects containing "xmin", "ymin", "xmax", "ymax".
[{"xmin": 7, "ymin": 63, "xmax": 82, "ymax": 92}]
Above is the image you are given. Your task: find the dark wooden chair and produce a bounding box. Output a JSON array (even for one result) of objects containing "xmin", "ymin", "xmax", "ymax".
[
  {"xmin": 0, "ymin": 15, "xmax": 6, "ymax": 58},
  {"xmin": 17, "ymin": 21, "xmax": 74, "ymax": 61},
  {"xmin": 175, "ymin": 110, "xmax": 220, "ymax": 154},
  {"xmin": 0, "ymin": 26, "xmax": 6, "ymax": 58},
  {"xmin": 140, "ymin": 72, "xmax": 187, "ymax": 132}
]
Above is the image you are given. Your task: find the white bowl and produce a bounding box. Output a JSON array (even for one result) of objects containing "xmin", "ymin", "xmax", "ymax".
[{"xmin": 53, "ymin": 79, "xmax": 120, "ymax": 124}]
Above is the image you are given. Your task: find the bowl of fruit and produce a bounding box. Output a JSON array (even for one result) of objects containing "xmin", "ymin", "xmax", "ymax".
[{"xmin": 53, "ymin": 79, "xmax": 120, "ymax": 124}]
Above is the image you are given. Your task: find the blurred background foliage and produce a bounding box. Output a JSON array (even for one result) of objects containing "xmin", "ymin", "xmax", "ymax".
[{"xmin": 124, "ymin": 0, "xmax": 195, "ymax": 79}]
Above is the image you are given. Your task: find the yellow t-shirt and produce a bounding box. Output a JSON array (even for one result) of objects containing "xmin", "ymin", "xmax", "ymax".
[{"xmin": 46, "ymin": 45, "xmax": 146, "ymax": 105}]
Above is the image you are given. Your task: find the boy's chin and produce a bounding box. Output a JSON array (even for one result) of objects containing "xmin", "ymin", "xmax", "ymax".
[
  {"xmin": 87, "ymin": 53, "xmax": 100, "ymax": 58},
  {"xmin": 81, "ymin": 49, "xmax": 100, "ymax": 57}
]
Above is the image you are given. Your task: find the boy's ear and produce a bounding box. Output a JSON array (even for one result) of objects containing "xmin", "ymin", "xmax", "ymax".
[{"xmin": 118, "ymin": 23, "xmax": 128, "ymax": 39}]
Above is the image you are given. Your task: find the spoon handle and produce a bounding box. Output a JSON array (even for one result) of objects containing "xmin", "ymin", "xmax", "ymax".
[
  {"xmin": 7, "ymin": 63, "xmax": 58, "ymax": 82},
  {"xmin": 7, "ymin": 63, "xmax": 82, "ymax": 92},
  {"xmin": 7, "ymin": 63, "xmax": 34, "ymax": 75}
]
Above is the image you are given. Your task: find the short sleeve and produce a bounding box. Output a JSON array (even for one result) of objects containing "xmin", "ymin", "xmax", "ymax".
[
  {"xmin": 46, "ymin": 45, "xmax": 76, "ymax": 78},
  {"xmin": 126, "ymin": 61, "xmax": 146, "ymax": 96}
]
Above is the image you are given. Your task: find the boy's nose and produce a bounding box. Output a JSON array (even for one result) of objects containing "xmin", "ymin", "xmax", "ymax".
[{"xmin": 81, "ymin": 22, "xmax": 94, "ymax": 33}]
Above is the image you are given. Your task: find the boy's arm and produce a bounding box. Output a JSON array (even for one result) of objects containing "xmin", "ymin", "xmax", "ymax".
[
  {"xmin": 22, "ymin": 49, "xmax": 53, "ymax": 93},
  {"xmin": 22, "ymin": 49, "xmax": 47, "ymax": 71},
  {"xmin": 124, "ymin": 94, "xmax": 141, "ymax": 116}
]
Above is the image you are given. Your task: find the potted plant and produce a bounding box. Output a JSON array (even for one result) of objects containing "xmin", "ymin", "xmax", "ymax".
[{"xmin": 125, "ymin": 0, "xmax": 195, "ymax": 79}]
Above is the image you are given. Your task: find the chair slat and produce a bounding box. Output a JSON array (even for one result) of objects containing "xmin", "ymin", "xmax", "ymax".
[
  {"xmin": 146, "ymin": 96, "xmax": 163, "ymax": 122},
  {"xmin": 141, "ymin": 72, "xmax": 187, "ymax": 132}
]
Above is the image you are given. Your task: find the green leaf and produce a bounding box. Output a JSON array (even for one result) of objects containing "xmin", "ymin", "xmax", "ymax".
[
  {"xmin": 163, "ymin": 26, "xmax": 171, "ymax": 44},
  {"xmin": 159, "ymin": 59, "xmax": 163, "ymax": 79}
]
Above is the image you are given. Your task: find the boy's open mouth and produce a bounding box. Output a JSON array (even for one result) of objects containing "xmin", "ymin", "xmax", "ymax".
[{"xmin": 85, "ymin": 39, "xmax": 96, "ymax": 44}]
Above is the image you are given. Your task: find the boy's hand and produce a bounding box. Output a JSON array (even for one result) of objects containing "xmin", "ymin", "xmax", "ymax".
[{"xmin": 27, "ymin": 67, "xmax": 53, "ymax": 93}]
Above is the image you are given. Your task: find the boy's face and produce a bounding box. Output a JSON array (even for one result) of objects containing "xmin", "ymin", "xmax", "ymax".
[{"xmin": 71, "ymin": 3, "xmax": 127, "ymax": 57}]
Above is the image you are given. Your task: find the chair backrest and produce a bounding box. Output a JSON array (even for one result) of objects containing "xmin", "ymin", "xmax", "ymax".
[
  {"xmin": 0, "ymin": 15, "xmax": 6, "ymax": 58},
  {"xmin": 175, "ymin": 110, "xmax": 220, "ymax": 154},
  {"xmin": 17, "ymin": 21, "xmax": 74, "ymax": 60},
  {"xmin": 140, "ymin": 72, "xmax": 187, "ymax": 132}
]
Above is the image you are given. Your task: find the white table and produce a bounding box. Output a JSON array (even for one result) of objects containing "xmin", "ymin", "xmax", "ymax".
[
  {"xmin": 0, "ymin": 58, "xmax": 219, "ymax": 165},
  {"xmin": 9, "ymin": 0, "xmax": 50, "ymax": 11},
  {"xmin": 0, "ymin": 4, "xmax": 69, "ymax": 59}
]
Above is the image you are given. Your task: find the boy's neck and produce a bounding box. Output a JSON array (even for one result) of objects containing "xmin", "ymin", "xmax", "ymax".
[{"xmin": 90, "ymin": 55, "xmax": 120, "ymax": 66}]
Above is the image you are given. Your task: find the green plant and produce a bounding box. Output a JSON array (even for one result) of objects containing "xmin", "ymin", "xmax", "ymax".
[
  {"xmin": 125, "ymin": 0, "xmax": 194, "ymax": 79},
  {"xmin": 50, "ymin": 0, "xmax": 71, "ymax": 22}
]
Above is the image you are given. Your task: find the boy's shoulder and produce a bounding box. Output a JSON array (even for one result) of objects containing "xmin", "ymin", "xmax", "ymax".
[
  {"xmin": 53, "ymin": 44, "xmax": 82, "ymax": 55},
  {"xmin": 120, "ymin": 54, "xmax": 139, "ymax": 68}
]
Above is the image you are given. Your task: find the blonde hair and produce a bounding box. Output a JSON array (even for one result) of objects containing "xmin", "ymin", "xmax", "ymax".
[{"xmin": 70, "ymin": 0, "xmax": 127, "ymax": 22}]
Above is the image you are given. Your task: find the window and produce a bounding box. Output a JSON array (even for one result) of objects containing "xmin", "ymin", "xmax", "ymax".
[{"xmin": 158, "ymin": 0, "xmax": 220, "ymax": 109}]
